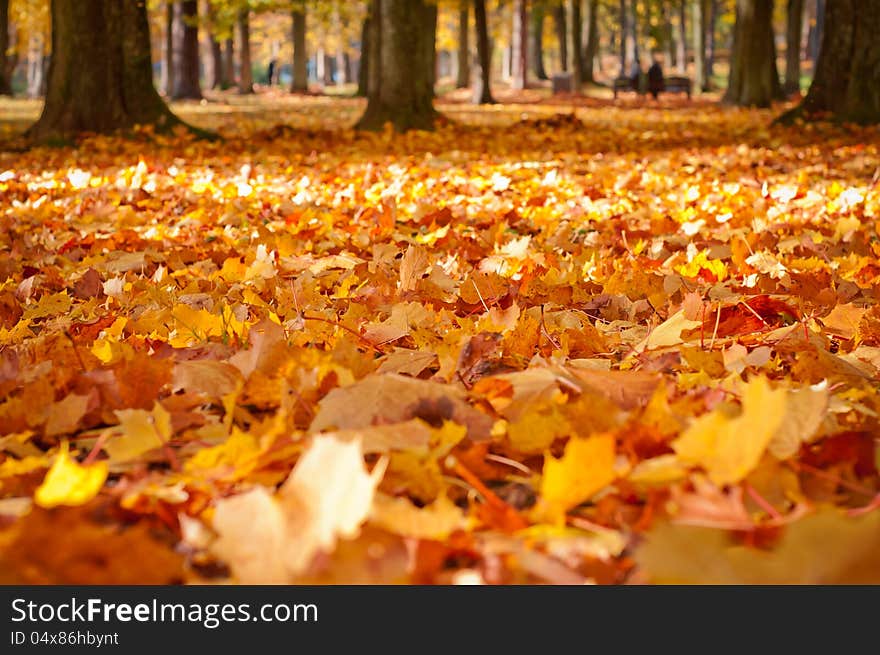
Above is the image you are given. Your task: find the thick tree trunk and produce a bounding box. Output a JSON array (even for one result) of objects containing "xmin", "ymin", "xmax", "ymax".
[
  {"xmin": 706, "ymin": 0, "xmax": 718, "ymax": 83},
  {"xmin": 583, "ymin": 0, "xmax": 598, "ymax": 84},
  {"xmin": 0, "ymin": 0, "xmax": 11, "ymax": 95},
  {"xmin": 456, "ymin": 1, "xmax": 470, "ymax": 88},
  {"xmin": 785, "ymin": 0, "xmax": 804, "ymax": 93},
  {"xmin": 172, "ymin": 0, "xmax": 201, "ymax": 99},
  {"xmin": 28, "ymin": 0, "xmax": 178, "ymax": 141},
  {"xmin": 511, "ymin": 0, "xmax": 527, "ymax": 90},
  {"xmin": 473, "ymin": 0, "xmax": 494, "ymax": 103},
  {"xmin": 619, "ymin": 0, "xmax": 627, "ymax": 73},
  {"xmin": 356, "ymin": 0, "xmax": 438, "ymax": 132},
  {"xmin": 692, "ymin": 0, "xmax": 706, "ymax": 92},
  {"xmin": 570, "ymin": 0, "xmax": 583, "ymax": 88},
  {"xmin": 724, "ymin": 0, "xmax": 782, "ymax": 107},
  {"xmin": 222, "ymin": 38, "xmax": 234, "ymax": 89},
  {"xmin": 237, "ymin": 10, "xmax": 253, "ymax": 94},
  {"xmin": 554, "ymin": 4, "xmax": 568, "ymax": 72},
  {"xmin": 789, "ymin": 0, "xmax": 880, "ymax": 123},
  {"xmin": 162, "ymin": 1, "xmax": 173, "ymax": 96},
  {"xmin": 357, "ymin": 15, "xmax": 369, "ymax": 96},
  {"xmin": 676, "ymin": 0, "xmax": 687, "ymax": 73},
  {"xmin": 291, "ymin": 8, "xmax": 308, "ymax": 92},
  {"xmin": 530, "ymin": 5, "xmax": 547, "ymax": 80}
]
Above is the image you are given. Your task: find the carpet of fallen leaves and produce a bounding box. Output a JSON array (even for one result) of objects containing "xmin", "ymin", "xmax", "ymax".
[{"xmin": 1, "ymin": 95, "xmax": 880, "ymax": 584}]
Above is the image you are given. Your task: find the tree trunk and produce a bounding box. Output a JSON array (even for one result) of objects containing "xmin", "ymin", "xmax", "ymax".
[
  {"xmin": 511, "ymin": 0, "xmax": 527, "ymax": 90},
  {"xmin": 207, "ymin": 32, "xmax": 222, "ymax": 90},
  {"xmin": 570, "ymin": 0, "xmax": 583, "ymax": 88},
  {"xmin": 357, "ymin": 15, "xmax": 369, "ymax": 96},
  {"xmin": 619, "ymin": 0, "xmax": 627, "ymax": 73},
  {"xmin": 28, "ymin": 0, "xmax": 178, "ymax": 142},
  {"xmin": 222, "ymin": 38, "xmax": 234, "ymax": 89},
  {"xmin": 583, "ymin": 0, "xmax": 598, "ymax": 84},
  {"xmin": 789, "ymin": 0, "xmax": 880, "ymax": 123},
  {"xmin": 162, "ymin": 1, "xmax": 173, "ymax": 96},
  {"xmin": 724, "ymin": 0, "xmax": 782, "ymax": 107},
  {"xmin": 291, "ymin": 7, "xmax": 308, "ymax": 92},
  {"xmin": 676, "ymin": 0, "xmax": 686, "ymax": 73},
  {"xmin": 356, "ymin": 0, "xmax": 438, "ymax": 132},
  {"xmin": 706, "ymin": 0, "xmax": 718, "ymax": 83},
  {"xmin": 456, "ymin": 1, "xmax": 470, "ymax": 88},
  {"xmin": 531, "ymin": 5, "xmax": 547, "ymax": 80},
  {"xmin": 237, "ymin": 10, "xmax": 253, "ymax": 94},
  {"xmin": 692, "ymin": 0, "xmax": 706, "ymax": 92},
  {"xmin": 662, "ymin": 0, "xmax": 677, "ymax": 68},
  {"xmin": 0, "ymin": 0, "xmax": 11, "ymax": 95},
  {"xmin": 554, "ymin": 3, "xmax": 568, "ymax": 72},
  {"xmin": 172, "ymin": 0, "xmax": 201, "ymax": 99},
  {"xmin": 473, "ymin": 0, "xmax": 494, "ymax": 103},
  {"xmin": 785, "ymin": 0, "xmax": 803, "ymax": 93},
  {"xmin": 628, "ymin": 0, "xmax": 639, "ymax": 65}
]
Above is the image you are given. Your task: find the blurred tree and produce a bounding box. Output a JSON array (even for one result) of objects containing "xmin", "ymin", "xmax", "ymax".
[
  {"xmin": 456, "ymin": 0, "xmax": 470, "ymax": 87},
  {"xmin": 784, "ymin": 0, "xmax": 803, "ymax": 94},
  {"xmin": 553, "ymin": 1, "xmax": 567, "ymax": 72},
  {"xmin": 724, "ymin": 0, "xmax": 781, "ymax": 107},
  {"xmin": 0, "ymin": 0, "xmax": 11, "ymax": 94},
  {"xmin": 530, "ymin": 3, "xmax": 547, "ymax": 80},
  {"xmin": 172, "ymin": 0, "xmax": 201, "ymax": 98},
  {"xmin": 511, "ymin": 0, "xmax": 527, "ymax": 89},
  {"xmin": 356, "ymin": 0, "xmax": 438, "ymax": 131},
  {"xmin": 569, "ymin": 0, "xmax": 582, "ymax": 87},
  {"xmin": 291, "ymin": 2, "xmax": 308, "ymax": 92},
  {"xmin": 237, "ymin": 8, "xmax": 253, "ymax": 93},
  {"xmin": 27, "ymin": 0, "xmax": 179, "ymax": 141},
  {"xmin": 788, "ymin": 0, "xmax": 879, "ymax": 123},
  {"xmin": 582, "ymin": 0, "xmax": 598, "ymax": 83},
  {"xmin": 473, "ymin": 0, "xmax": 494, "ymax": 103}
]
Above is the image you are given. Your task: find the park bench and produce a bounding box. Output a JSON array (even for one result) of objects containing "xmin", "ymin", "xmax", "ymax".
[{"xmin": 613, "ymin": 75, "xmax": 692, "ymax": 99}]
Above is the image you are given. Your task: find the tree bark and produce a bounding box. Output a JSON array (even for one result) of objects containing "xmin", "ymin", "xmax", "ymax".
[
  {"xmin": 237, "ymin": 10, "xmax": 253, "ymax": 94},
  {"xmin": 162, "ymin": 1, "xmax": 173, "ymax": 96},
  {"xmin": 473, "ymin": 0, "xmax": 494, "ymax": 103},
  {"xmin": 28, "ymin": 0, "xmax": 179, "ymax": 141},
  {"xmin": 172, "ymin": 0, "xmax": 201, "ymax": 99},
  {"xmin": 356, "ymin": 0, "xmax": 438, "ymax": 131},
  {"xmin": 785, "ymin": 0, "xmax": 804, "ymax": 93},
  {"xmin": 204, "ymin": 2, "xmax": 222, "ymax": 90},
  {"xmin": 706, "ymin": 0, "xmax": 718, "ymax": 83},
  {"xmin": 357, "ymin": 14, "xmax": 370, "ymax": 96},
  {"xmin": 692, "ymin": 0, "xmax": 706, "ymax": 92},
  {"xmin": 570, "ymin": 0, "xmax": 583, "ymax": 88},
  {"xmin": 724, "ymin": 0, "xmax": 782, "ymax": 107},
  {"xmin": 531, "ymin": 5, "xmax": 547, "ymax": 80},
  {"xmin": 583, "ymin": 0, "xmax": 598, "ymax": 84},
  {"xmin": 222, "ymin": 38, "xmax": 234, "ymax": 89},
  {"xmin": 456, "ymin": 1, "xmax": 470, "ymax": 88},
  {"xmin": 554, "ymin": 3, "xmax": 568, "ymax": 72},
  {"xmin": 511, "ymin": 0, "xmax": 527, "ymax": 90},
  {"xmin": 0, "ymin": 0, "xmax": 11, "ymax": 95},
  {"xmin": 788, "ymin": 0, "xmax": 880, "ymax": 123},
  {"xmin": 291, "ymin": 7, "xmax": 308, "ymax": 92}
]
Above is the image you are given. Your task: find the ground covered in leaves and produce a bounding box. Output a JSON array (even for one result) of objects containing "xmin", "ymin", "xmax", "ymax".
[{"xmin": 1, "ymin": 95, "xmax": 879, "ymax": 584}]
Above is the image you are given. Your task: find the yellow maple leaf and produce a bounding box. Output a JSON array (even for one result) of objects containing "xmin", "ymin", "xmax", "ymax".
[
  {"xmin": 34, "ymin": 442, "xmax": 107, "ymax": 508},
  {"xmin": 537, "ymin": 433, "xmax": 616, "ymax": 523},
  {"xmin": 105, "ymin": 403, "xmax": 172, "ymax": 463},
  {"xmin": 673, "ymin": 376, "xmax": 787, "ymax": 485}
]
